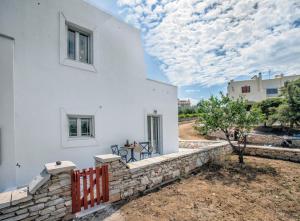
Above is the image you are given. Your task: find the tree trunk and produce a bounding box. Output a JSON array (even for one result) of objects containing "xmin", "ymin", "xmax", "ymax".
[
  {"xmin": 238, "ymin": 135, "xmax": 247, "ymax": 164},
  {"xmin": 290, "ymin": 121, "xmax": 294, "ymax": 129},
  {"xmin": 223, "ymin": 130, "xmax": 248, "ymax": 164},
  {"xmin": 238, "ymin": 153, "xmax": 244, "ymax": 164},
  {"xmin": 224, "ymin": 131, "xmax": 235, "ymax": 149}
]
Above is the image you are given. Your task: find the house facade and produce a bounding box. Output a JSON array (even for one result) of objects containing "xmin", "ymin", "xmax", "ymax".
[
  {"xmin": 0, "ymin": 0, "xmax": 178, "ymax": 191},
  {"xmin": 227, "ymin": 73, "xmax": 300, "ymax": 103},
  {"xmin": 178, "ymin": 99, "xmax": 191, "ymax": 108}
]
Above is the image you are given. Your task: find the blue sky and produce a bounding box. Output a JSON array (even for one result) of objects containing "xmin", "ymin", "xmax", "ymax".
[{"xmin": 86, "ymin": 0, "xmax": 300, "ymax": 105}]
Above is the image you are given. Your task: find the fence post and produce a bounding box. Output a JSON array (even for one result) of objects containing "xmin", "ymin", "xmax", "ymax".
[
  {"xmin": 102, "ymin": 165, "xmax": 109, "ymax": 202},
  {"xmin": 94, "ymin": 154, "xmax": 128, "ymax": 203}
]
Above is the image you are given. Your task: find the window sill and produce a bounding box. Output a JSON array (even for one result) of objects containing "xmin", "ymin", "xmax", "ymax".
[
  {"xmin": 68, "ymin": 136, "xmax": 94, "ymax": 141},
  {"xmin": 60, "ymin": 58, "xmax": 96, "ymax": 73},
  {"xmin": 62, "ymin": 137, "xmax": 97, "ymax": 148},
  {"xmin": 60, "ymin": 107, "xmax": 99, "ymax": 149}
]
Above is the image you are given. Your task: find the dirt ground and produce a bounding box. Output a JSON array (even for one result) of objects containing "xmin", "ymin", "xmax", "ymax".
[
  {"xmin": 96, "ymin": 156, "xmax": 300, "ymax": 221},
  {"xmin": 179, "ymin": 120, "xmax": 208, "ymax": 140}
]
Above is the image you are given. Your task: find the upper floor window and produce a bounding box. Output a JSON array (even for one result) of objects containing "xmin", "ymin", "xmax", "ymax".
[
  {"xmin": 68, "ymin": 115, "xmax": 94, "ymax": 138},
  {"xmin": 60, "ymin": 12, "xmax": 97, "ymax": 72},
  {"xmin": 241, "ymin": 85, "xmax": 250, "ymax": 93},
  {"xmin": 266, "ymin": 88, "xmax": 278, "ymax": 95},
  {"xmin": 67, "ymin": 29, "xmax": 76, "ymax": 60},
  {"xmin": 67, "ymin": 26, "xmax": 92, "ymax": 64}
]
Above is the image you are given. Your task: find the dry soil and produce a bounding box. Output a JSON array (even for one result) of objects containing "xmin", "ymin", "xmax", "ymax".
[{"xmin": 92, "ymin": 156, "xmax": 300, "ymax": 221}]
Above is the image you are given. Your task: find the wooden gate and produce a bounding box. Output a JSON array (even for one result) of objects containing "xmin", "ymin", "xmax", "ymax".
[{"xmin": 71, "ymin": 165, "xmax": 109, "ymax": 213}]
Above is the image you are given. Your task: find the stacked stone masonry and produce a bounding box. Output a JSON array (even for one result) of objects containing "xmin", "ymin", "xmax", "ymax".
[
  {"xmin": 94, "ymin": 142, "xmax": 232, "ymax": 203},
  {"xmin": 245, "ymin": 145, "xmax": 300, "ymax": 163},
  {"xmin": 209, "ymin": 131, "xmax": 300, "ymax": 147},
  {"xmin": 179, "ymin": 140, "xmax": 223, "ymax": 149},
  {"xmin": 0, "ymin": 161, "xmax": 75, "ymax": 221},
  {"xmin": 0, "ymin": 143, "xmax": 232, "ymax": 220},
  {"xmin": 247, "ymin": 133, "xmax": 285, "ymax": 146}
]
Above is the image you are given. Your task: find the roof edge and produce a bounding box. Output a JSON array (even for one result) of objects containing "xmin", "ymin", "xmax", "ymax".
[{"xmin": 146, "ymin": 78, "xmax": 177, "ymax": 88}]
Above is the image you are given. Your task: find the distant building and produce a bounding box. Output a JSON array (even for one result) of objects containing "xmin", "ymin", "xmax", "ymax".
[
  {"xmin": 227, "ymin": 73, "xmax": 300, "ymax": 103},
  {"xmin": 178, "ymin": 99, "xmax": 191, "ymax": 108}
]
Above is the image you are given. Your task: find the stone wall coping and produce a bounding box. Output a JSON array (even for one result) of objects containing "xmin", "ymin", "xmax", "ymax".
[
  {"xmin": 1, "ymin": 163, "xmax": 74, "ymax": 220},
  {"xmin": 94, "ymin": 154, "xmax": 121, "ymax": 163},
  {"xmin": 0, "ymin": 187, "xmax": 30, "ymax": 210},
  {"xmin": 179, "ymin": 140, "xmax": 223, "ymax": 143},
  {"xmin": 45, "ymin": 161, "xmax": 76, "ymax": 175},
  {"xmin": 0, "ymin": 191, "xmax": 12, "ymax": 209},
  {"xmin": 204, "ymin": 141, "xmax": 230, "ymax": 147},
  {"xmin": 28, "ymin": 169, "xmax": 51, "ymax": 194},
  {"xmin": 11, "ymin": 187, "xmax": 30, "ymax": 205},
  {"xmin": 247, "ymin": 145, "xmax": 300, "ymax": 152},
  {"xmin": 180, "ymin": 140, "xmax": 232, "ymax": 146},
  {"xmin": 128, "ymin": 143, "xmax": 229, "ymax": 172}
]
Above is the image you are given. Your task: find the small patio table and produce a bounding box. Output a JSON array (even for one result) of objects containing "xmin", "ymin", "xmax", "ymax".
[{"xmin": 126, "ymin": 145, "xmax": 137, "ymax": 162}]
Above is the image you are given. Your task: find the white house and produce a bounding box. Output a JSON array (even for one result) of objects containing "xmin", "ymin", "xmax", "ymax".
[
  {"xmin": 0, "ymin": 0, "xmax": 178, "ymax": 191},
  {"xmin": 227, "ymin": 73, "xmax": 300, "ymax": 103}
]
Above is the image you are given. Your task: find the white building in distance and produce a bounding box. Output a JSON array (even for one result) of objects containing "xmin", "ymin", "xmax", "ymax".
[
  {"xmin": 227, "ymin": 73, "xmax": 300, "ymax": 103},
  {"xmin": 178, "ymin": 99, "xmax": 191, "ymax": 108},
  {"xmin": 0, "ymin": 0, "xmax": 178, "ymax": 191}
]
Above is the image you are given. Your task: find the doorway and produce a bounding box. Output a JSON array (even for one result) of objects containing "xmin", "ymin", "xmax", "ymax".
[{"xmin": 147, "ymin": 115, "xmax": 162, "ymax": 154}]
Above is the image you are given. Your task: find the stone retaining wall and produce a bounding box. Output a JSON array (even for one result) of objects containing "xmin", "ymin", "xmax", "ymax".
[
  {"xmin": 0, "ymin": 161, "xmax": 75, "ymax": 221},
  {"xmin": 245, "ymin": 145, "xmax": 300, "ymax": 163},
  {"xmin": 247, "ymin": 134, "xmax": 284, "ymax": 146},
  {"xmin": 0, "ymin": 143, "xmax": 232, "ymax": 220},
  {"xmin": 94, "ymin": 142, "xmax": 232, "ymax": 203},
  {"xmin": 179, "ymin": 140, "xmax": 223, "ymax": 149},
  {"xmin": 178, "ymin": 117, "xmax": 197, "ymax": 122},
  {"xmin": 209, "ymin": 131, "xmax": 300, "ymax": 147}
]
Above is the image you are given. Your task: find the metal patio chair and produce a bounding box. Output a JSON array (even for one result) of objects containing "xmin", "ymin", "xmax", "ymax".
[
  {"xmin": 111, "ymin": 145, "xmax": 128, "ymax": 162},
  {"xmin": 139, "ymin": 142, "xmax": 153, "ymax": 160}
]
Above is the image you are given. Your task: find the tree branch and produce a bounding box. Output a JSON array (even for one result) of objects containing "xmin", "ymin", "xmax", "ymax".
[{"xmin": 222, "ymin": 129, "xmax": 237, "ymax": 150}]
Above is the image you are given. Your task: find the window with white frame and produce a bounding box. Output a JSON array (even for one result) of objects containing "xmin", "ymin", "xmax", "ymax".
[
  {"xmin": 67, "ymin": 25, "xmax": 92, "ymax": 64},
  {"xmin": 68, "ymin": 115, "xmax": 94, "ymax": 138}
]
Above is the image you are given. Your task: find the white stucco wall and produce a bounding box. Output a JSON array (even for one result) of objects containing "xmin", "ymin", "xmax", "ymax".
[
  {"xmin": 0, "ymin": 0, "xmax": 178, "ymax": 190},
  {"xmin": 228, "ymin": 75, "xmax": 300, "ymax": 103},
  {"xmin": 0, "ymin": 35, "xmax": 16, "ymax": 190}
]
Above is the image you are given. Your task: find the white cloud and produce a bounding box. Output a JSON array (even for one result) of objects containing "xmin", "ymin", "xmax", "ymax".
[
  {"xmin": 185, "ymin": 89, "xmax": 201, "ymax": 93},
  {"xmin": 117, "ymin": 0, "xmax": 300, "ymax": 86}
]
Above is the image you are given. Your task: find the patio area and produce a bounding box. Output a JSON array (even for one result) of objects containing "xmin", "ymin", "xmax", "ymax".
[
  {"xmin": 110, "ymin": 139, "xmax": 226, "ymax": 164},
  {"xmin": 94, "ymin": 141, "xmax": 232, "ymax": 204},
  {"xmin": 109, "ymin": 141, "xmax": 160, "ymax": 163}
]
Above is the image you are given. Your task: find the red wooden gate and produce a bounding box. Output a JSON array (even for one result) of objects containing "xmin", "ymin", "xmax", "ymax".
[{"xmin": 71, "ymin": 165, "xmax": 109, "ymax": 213}]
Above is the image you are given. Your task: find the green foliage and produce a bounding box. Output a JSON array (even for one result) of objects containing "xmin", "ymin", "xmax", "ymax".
[
  {"xmin": 279, "ymin": 79, "xmax": 300, "ymax": 127},
  {"xmin": 178, "ymin": 106, "xmax": 197, "ymax": 115},
  {"xmin": 178, "ymin": 113, "xmax": 201, "ymax": 119},
  {"xmin": 268, "ymin": 104, "xmax": 291, "ymax": 127},
  {"xmin": 178, "ymin": 106, "xmax": 201, "ymax": 120},
  {"xmin": 254, "ymin": 97, "xmax": 284, "ymax": 126},
  {"xmin": 257, "ymin": 78, "xmax": 300, "ymax": 128},
  {"xmin": 196, "ymin": 93, "xmax": 263, "ymax": 164},
  {"xmin": 196, "ymin": 94, "xmax": 263, "ymax": 136}
]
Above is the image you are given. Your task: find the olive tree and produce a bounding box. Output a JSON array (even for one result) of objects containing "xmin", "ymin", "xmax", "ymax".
[
  {"xmin": 277, "ymin": 79, "xmax": 300, "ymax": 128},
  {"xmin": 254, "ymin": 97, "xmax": 284, "ymax": 126},
  {"xmin": 196, "ymin": 94, "xmax": 263, "ymax": 164}
]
